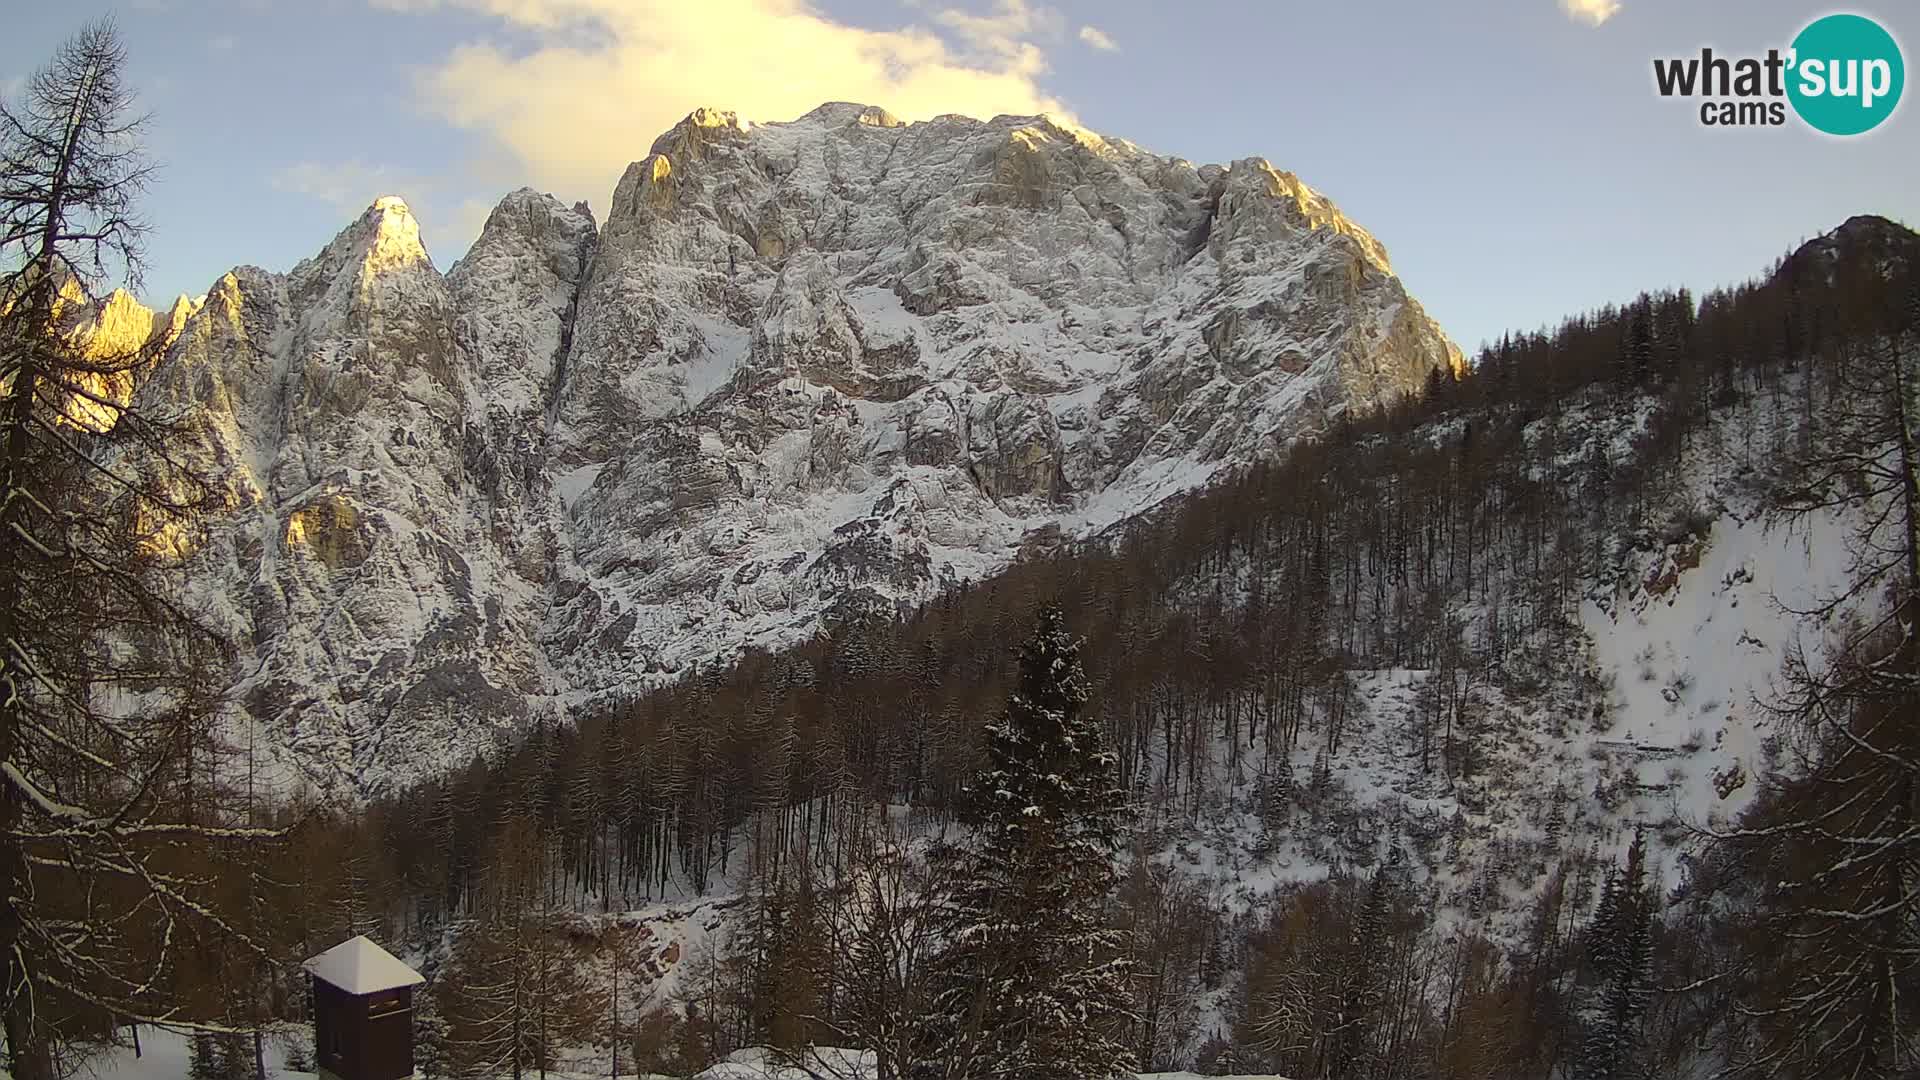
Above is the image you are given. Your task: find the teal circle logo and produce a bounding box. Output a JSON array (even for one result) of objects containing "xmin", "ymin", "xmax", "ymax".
[{"xmin": 1787, "ymin": 14, "xmax": 1904, "ymax": 135}]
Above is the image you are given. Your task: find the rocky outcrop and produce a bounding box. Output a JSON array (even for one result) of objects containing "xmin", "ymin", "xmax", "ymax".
[
  {"xmin": 135, "ymin": 104, "xmax": 1460, "ymax": 795},
  {"xmin": 45, "ymin": 282, "xmax": 200, "ymax": 431},
  {"xmin": 137, "ymin": 199, "xmax": 546, "ymax": 791}
]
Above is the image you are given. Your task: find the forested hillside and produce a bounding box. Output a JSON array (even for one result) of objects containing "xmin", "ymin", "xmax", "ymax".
[
  {"xmin": 18, "ymin": 207, "xmax": 1915, "ymax": 1080},
  {"xmin": 127, "ymin": 213, "xmax": 1902, "ymax": 1080}
]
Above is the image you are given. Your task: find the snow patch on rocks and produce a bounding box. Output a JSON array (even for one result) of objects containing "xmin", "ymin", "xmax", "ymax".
[{"xmin": 145, "ymin": 104, "xmax": 1461, "ymax": 796}]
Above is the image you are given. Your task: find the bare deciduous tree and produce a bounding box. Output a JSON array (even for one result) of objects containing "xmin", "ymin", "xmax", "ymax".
[
  {"xmin": 1707, "ymin": 326, "xmax": 1920, "ymax": 1079},
  {"xmin": 1, "ymin": 20, "xmax": 279, "ymax": 1080}
]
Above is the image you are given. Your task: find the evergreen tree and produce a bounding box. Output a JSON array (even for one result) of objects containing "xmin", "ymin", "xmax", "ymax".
[
  {"xmin": 1255, "ymin": 755, "xmax": 1292, "ymax": 832},
  {"xmin": 1618, "ymin": 301, "xmax": 1657, "ymax": 389},
  {"xmin": 415, "ymin": 976, "xmax": 452, "ymax": 1080},
  {"xmin": 922, "ymin": 605, "xmax": 1136, "ymax": 1080},
  {"xmin": 1329, "ymin": 866, "xmax": 1395, "ymax": 1079},
  {"xmin": 1544, "ymin": 785, "xmax": 1568, "ymax": 847},
  {"xmin": 1309, "ymin": 748, "xmax": 1333, "ymax": 803},
  {"xmin": 211, "ymin": 1033, "xmax": 250, "ymax": 1080},
  {"xmin": 188, "ymin": 1034, "xmax": 218, "ymax": 1080},
  {"xmin": 1578, "ymin": 828, "xmax": 1654, "ymax": 1080}
]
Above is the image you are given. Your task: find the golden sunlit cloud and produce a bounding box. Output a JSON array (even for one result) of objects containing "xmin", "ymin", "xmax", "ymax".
[
  {"xmin": 371, "ymin": 0, "xmax": 1071, "ymax": 210},
  {"xmin": 1077, "ymin": 25, "xmax": 1118, "ymax": 52},
  {"xmin": 1560, "ymin": 0, "xmax": 1620, "ymax": 28}
]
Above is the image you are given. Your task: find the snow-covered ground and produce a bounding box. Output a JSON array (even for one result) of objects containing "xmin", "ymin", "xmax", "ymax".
[
  {"xmin": 47, "ymin": 1025, "xmax": 314, "ymax": 1080},
  {"xmin": 44, "ymin": 1029, "xmax": 1292, "ymax": 1080},
  {"xmin": 1579, "ymin": 505, "xmax": 1857, "ymax": 833}
]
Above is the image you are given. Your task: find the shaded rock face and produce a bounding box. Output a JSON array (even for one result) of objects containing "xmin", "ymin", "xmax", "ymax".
[
  {"xmin": 137, "ymin": 105, "xmax": 1459, "ymax": 796},
  {"xmin": 137, "ymin": 196, "xmax": 575, "ymax": 791}
]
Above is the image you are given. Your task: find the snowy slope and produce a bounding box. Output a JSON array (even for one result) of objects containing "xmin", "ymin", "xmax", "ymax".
[
  {"xmin": 130, "ymin": 103, "xmax": 1460, "ymax": 796},
  {"xmin": 39, "ymin": 1027, "xmax": 1295, "ymax": 1080},
  {"xmin": 1578, "ymin": 507, "xmax": 1856, "ymax": 833},
  {"xmin": 1121, "ymin": 377, "xmax": 1880, "ymax": 964}
]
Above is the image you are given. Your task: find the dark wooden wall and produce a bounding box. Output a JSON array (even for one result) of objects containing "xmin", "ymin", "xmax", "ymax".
[
  {"xmin": 362, "ymin": 987, "xmax": 414, "ymax": 1080},
  {"xmin": 313, "ymin": 979, "xmax": 355, "ymax": 1080},
  {"xmin": 312, "ymin": 980, "xmax": 414, "ymax": 1080}
]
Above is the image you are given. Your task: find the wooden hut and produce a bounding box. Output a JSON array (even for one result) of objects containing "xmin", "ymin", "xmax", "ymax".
[{"xmin": 302, "ymin": 936, "xmax": 425, "ymax": 1080}]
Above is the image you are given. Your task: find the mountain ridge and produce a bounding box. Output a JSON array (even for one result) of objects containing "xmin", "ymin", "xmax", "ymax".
[{"xmin": 114, "ymin": 102, "xmax": 1462, "ymax": 795}]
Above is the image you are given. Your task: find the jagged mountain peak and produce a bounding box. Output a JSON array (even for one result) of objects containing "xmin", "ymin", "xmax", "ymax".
[
  {"xmin": 161, "ymin": 291, "xmax": 205, "ymax": 333},
  {"xmin": 474, "ymin": 187, "xmax": 598, "ymax": 239},
  {"xmin": 149, "ymin": 104, "xmax": 1467, "ymax": 795},
  {"xmin": 289, "ymin": 194, "xmax": 436, "ymax": 296},
  {"xmin": 1220, "ymin": 157, "xmax": 1398, "ymax": 277},
  {"xmin": 451, "ymin": 187, "xmax": 598, "ymax": 413},
  {"xmin": 655, "ymin": 104, "xmax": 747, "ymax": 141},
  {"xmin": 37, "ymin": 281, "xmax": 199, "ymax": 431},
  {"xmin": 460, "ymin": 188, "xmax": 598, "ymax": 283},
  {"xmin": 359, "ymin": 195, "xmax": 432, "ymax": 274},
  {"xmin": 548, "ymin": 102, "xmax": 1463, "ymax": 718}
]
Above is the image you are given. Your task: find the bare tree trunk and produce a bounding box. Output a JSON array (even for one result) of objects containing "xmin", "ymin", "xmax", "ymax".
[{"xmin": 0, "ymin": 39, "xmax": 98, "ymax": 1078}]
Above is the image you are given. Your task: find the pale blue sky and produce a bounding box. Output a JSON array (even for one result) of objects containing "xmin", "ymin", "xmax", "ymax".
[{"xmin": 3, "ymin": 0, "xmax": 1914, "ymax": 351}]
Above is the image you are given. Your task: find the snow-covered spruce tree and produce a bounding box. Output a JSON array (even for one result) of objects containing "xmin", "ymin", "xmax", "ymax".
[
  {"xmin": 919, "ymin": 605, "xmax": 1135, "ymax": 1080},
  {"xmin": 188, "ymin": 1033, "xmax": 219, "ymax": 1080},
  {"xmin": 1577, "ymin": 828, "xmax": 1655, "ymax": 1080},
  {"xmin": 413, "ymin": 975, "xmax": 453, "ymax": 1080},
  {"xmin": 1, "ymin": 21, "xmax": 278, "ymax": 1080},
  {"xmin": 211, "ymin": 1031, "xmax": 252, "ymax": 1080}
]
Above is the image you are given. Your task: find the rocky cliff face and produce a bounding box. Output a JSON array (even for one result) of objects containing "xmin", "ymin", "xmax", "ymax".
[{"xmin": 134, "ymin": 104, "xmax": 1460, "ymax": 795}]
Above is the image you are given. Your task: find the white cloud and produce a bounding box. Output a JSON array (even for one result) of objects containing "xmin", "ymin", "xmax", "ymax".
[
  {"xmin": 371, "ymin": 0, "xmax": 1071, "ymax": 209},
  {"xmin": 1077, "ymin": 25, "xmax": 1118, "ymax": 52},
  {"xmin": 208, "ymin": 34, "xmax": 238, "ymax": 52},
  {"xmin": 933, "ymin": 0, "xmax": 1064, "ymax": 65},
  {"xmin": 272, "ymin": 160, "xmax": 438, "ymax": 213},
  {"xmin": 1560, "ymin": 0, "xmax": 1620, "ymax": 27}
]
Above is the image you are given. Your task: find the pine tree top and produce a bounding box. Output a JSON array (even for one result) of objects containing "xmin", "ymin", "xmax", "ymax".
[{"xmin": 962, "ymin": 604, "xmax": 1124, "ymax": 834}]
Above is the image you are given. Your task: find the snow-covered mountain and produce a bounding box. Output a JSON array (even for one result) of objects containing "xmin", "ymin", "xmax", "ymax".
[{"xmin": 129, "ymin": 104, "xmax": 1461, "ymax": 795}]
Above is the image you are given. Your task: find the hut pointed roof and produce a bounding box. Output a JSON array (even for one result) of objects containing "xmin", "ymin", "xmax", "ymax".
[{"xmin": 303, "ymin": 935, "xmax": 424, "ymax": 995}]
